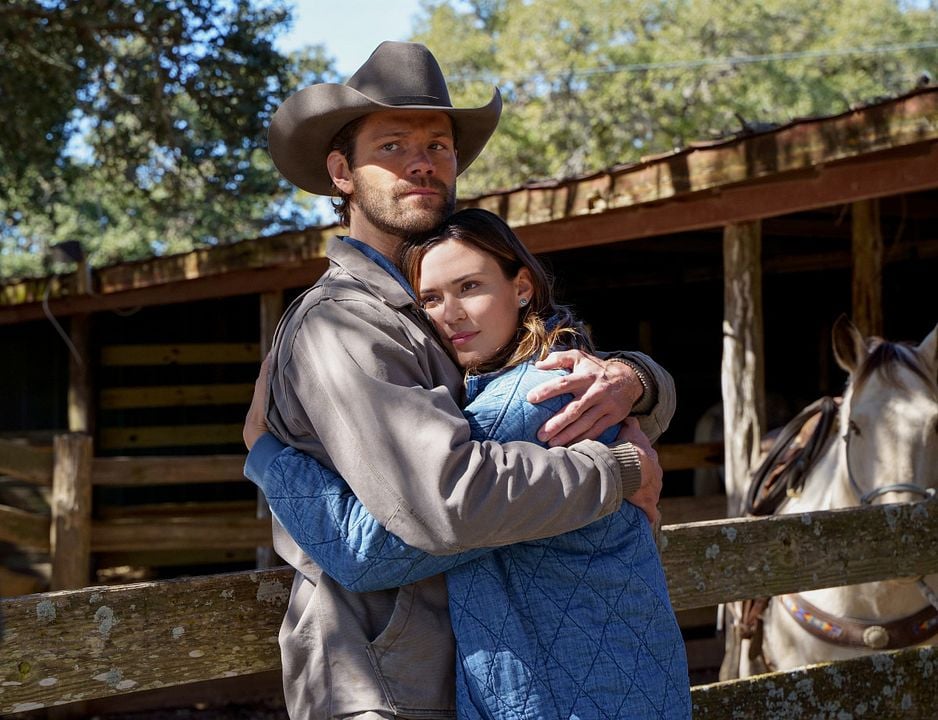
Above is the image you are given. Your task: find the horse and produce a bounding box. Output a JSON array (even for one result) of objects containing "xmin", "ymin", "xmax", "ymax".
[{"xmin": 722, "ymin": 315, "xmax": 938, "ymax": 678}]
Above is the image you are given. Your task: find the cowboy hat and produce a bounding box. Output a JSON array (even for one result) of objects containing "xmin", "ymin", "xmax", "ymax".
[{"xmin": 268, "ymin": 41, "xmax": 502, "ymax": 196}]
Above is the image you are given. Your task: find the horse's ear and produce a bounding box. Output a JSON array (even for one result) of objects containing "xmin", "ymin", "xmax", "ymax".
[
  {"xmin": 832, "ymin": 314, "xmax": 865, "ymax": 373},
  {"xmin": 916, "ymin": 323, "xmax": 938, "ymax": 376}
]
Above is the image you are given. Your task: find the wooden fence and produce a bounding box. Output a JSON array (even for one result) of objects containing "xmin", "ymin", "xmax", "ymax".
[
  {"xmin": 0, "ymin": 434, "xmax": 725, "ymax": 592},
  {"xmin": 2, "ymin": 487, "xmax": 937, "ymax": 716}
]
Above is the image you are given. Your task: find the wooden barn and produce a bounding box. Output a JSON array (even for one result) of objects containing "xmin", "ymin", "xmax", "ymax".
[
  {"xmin": 0, "ymin": 85, "xmax": 936, "ymax": 716},
  {"xmin": 2, "ymin": 82, "xmax": 936, "ymax": 583}
]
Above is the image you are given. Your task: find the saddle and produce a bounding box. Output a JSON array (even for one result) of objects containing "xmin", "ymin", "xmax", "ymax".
[{"xmin": 744, "ymin": 396, "xmax": 840, "ymax": 516}]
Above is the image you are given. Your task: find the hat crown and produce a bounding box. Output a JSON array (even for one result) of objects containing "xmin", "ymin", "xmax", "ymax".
[{"xmin": 347, "ymin": 41, "xmax": 453, "ymax": 108}]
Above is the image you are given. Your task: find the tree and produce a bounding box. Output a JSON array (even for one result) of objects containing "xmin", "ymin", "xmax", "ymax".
[
  {"xmin": 412, "ymin": 0, "xmax": 938, "ymax": 196},
  {"xmin": 0, "ymin": 0, "xmax": 336, "ymax": 279}
]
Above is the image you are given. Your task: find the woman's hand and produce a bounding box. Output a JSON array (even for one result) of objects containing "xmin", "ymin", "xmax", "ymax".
[
  {"xmin": 527, "ymin": 349, "xmax": 643, "ymax": 446},
  {"xmin": 243, "ymin": 354, "xmax": 271, "ymax": 450}
]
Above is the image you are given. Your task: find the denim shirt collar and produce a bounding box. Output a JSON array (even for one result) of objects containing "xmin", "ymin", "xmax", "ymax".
[{"xmin": 340, "ymin": 237, "xmax": 417, "ymax": 303}]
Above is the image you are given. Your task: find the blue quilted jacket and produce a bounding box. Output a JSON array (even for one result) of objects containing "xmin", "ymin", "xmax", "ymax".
[{"xmin": 246, "ymin": 361, "xmax": 691, "ymax": 719}]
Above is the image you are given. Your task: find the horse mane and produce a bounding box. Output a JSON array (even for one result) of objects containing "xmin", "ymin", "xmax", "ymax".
[{"xmin": 854, "ymin": 338, "xmax": 935, "ymax": 393}]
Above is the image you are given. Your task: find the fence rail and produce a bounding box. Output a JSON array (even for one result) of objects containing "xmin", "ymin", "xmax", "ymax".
[
  {"xmin": 2, "ymin": 497, "xmax": 938, "ymax": 716},
  {"xmin": 0, "ymin": 434, "xmax": 725, "ymax": 589}
]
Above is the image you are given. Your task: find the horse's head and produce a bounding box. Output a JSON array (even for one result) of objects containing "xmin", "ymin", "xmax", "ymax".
[{"xmin": 832, "ymin": 316, "xmax": 938, "ymax": 504}]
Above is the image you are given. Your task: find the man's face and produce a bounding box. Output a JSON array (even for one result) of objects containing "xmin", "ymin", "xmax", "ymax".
[{"xmin": 344, "ymin": 110, "xmax": 458, "ymax": 238}]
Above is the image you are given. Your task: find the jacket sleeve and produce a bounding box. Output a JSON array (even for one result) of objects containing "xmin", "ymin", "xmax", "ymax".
[
  {"xmin": 269, "ymin": 296, "xmax": 635, "ymax": 556},
  {"xmin": 245, "ymin": 434, "xmax": 488, "ymax": 592}
]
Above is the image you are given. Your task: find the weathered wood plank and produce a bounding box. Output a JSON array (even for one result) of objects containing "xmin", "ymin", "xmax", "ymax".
[
  {"xmin": 0, "ymin": 569, "xmax": 293, "ymax": 713},
  {"xmin": 67, "ymin": 314, "xmax": 93, "ymax": 435},
  {"xmin": 691, "ymin": 646, "xmax": 938, "ymax": 719},
  {"xmin": 661, "ymin": 497, "xmax": 938, "ymax": 610},
  {"xmin": 95, "ymin": 500, "xmax": 256, "ymax": 520},
  {"xmin": 50, "ymin": 434, "xmax": 93, "ymax": 590},
  {"xmin": 98, "ymin": 424, "xmax": 243, "ymax": 450},
  {"xmin": 91, "ymin": 455, "xmax": 245, "ymax": 486},
  {"xmin": 0, "ymin": 440, "xmax": 53, "ymax": 485},
  {"xmin": 851, "ymin": 199, "xmax": 884, "ymax": 337},
  {"xmin": 0, "ymin": 505, "xmax": 49, "ymax": 551},
  {"xmin": 657, "ymin": 442, "xmax": 723, "ymax": 471},
  {"xmin": 91, "ymin": 517, "xmax": 272, "ymax": 552},
  {"xmin": 99, "ymin": 383, "xmax": 254, "ymax": 409},
  {"xmin": 100, "ymin": 343, "xmax": 261, "ymax": 366},
  {"xmin": 722, "ymin": 220, "xmax": 765, "ymax": 516},
  {"xmin": 96, "ymin": 548, "xmax": 257, "ymax": 570},
  {"xmin": 4, "ymin": 498, "xmax": 938, "ymax": 711},
  {"xmin": 660, "ymin": 494, "xmax": 726, "ymax": 526}
]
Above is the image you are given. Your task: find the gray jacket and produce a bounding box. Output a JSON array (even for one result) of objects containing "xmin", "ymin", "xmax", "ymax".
[{"xmin": 265, "ymin": 238, "xmax": 676, "ymax": 719}]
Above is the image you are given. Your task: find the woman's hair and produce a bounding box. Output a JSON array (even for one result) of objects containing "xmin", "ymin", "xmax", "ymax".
[{"xmin": 400, "ymin": 208, "xmax": 594, "ymax": 373}]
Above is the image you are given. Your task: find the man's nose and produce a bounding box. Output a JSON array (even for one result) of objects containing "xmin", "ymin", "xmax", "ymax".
[{"xmin": 407, "ymin": 148, "xmax": 435, "ymax": 176}]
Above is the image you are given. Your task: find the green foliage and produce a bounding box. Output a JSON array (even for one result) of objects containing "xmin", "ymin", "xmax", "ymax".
[
  {"xmin": 0, "ymin": 0, "xmax": 336, "ymax": 279},
  {"xmin": 413, "ymin": 0, "xmax": 938, "ymax": 197}
]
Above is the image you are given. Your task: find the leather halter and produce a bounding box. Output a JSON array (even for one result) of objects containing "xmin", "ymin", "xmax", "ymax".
[{"xmin": 779, "ymin": 593, "xmax": 938, "ymax": 650}]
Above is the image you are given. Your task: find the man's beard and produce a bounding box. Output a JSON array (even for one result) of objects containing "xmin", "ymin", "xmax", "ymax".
[{"xmin": 353, "ymin": 173, "xmax": 456, "ymax": 237}]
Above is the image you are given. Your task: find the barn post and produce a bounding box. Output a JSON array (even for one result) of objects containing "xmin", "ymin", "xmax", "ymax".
[
  {"xmin": 50, "ymin": 433, "xmax": 93, "ymax": 590},
  {"xmin": 67, "ymin": 313, "xmax": 93, "ymax": 435},
  {"xmin": 851, "ymin": 199, "xmax": 884, "ymax": 337},
  {"xmin": 256, "ymin": 290, "xmax": 284, "ymax": 568},
  {"xmin": 719, "ymin": 219, "xmax": 767, "ymax": 681},
  {"xmin": 721, "ymin": 220, "xmax": 766, "ymax": 516}
]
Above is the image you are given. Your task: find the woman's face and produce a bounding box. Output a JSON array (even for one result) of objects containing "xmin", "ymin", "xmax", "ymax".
[{"xmin": 418, "ymin": 239, "xmax": 532, "ymax": 368}]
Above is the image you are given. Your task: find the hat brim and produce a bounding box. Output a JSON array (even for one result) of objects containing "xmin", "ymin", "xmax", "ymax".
[{"xmin": 268, "ymin": 84, "xmax": 502, "ymax": 197}]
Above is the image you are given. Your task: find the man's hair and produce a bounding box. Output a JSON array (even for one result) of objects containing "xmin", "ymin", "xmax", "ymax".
[
  {"xmin": 329, "ymin": 117, "xmax": 367, "ymax": 227},
  {"xmin": 400, "ymin": 208, "xmax": 593, "ymax": 374}
]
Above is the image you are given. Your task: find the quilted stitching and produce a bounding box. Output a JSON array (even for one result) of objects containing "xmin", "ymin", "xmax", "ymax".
[{"xmin": 451, "ymin": 363, "xmax": 691, "ymax": 719}]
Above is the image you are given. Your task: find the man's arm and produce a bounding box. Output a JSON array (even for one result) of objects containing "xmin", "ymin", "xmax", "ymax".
[{"xmin": 268, "ymin": 295, "xmax": 640, "ymax": 555}]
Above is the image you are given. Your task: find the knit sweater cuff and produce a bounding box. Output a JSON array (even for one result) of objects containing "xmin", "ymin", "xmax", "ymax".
[{"xmin": 609, "ymin": 442, "xmax": 643, "ymax": 499}]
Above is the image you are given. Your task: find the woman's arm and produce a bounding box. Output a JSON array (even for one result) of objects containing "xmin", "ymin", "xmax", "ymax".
[{"xmin": 247, "ymin": 433, "xmax": 489, "ymax": 592}]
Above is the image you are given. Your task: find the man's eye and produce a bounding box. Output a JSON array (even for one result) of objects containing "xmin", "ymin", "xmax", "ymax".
[
  {"xmin": 382, "ymin": 143, "xmax": 398, "ymax": 151},
  {"xmin": 461, "ymin": 281, "xmax": 479, "ymax": 292}
]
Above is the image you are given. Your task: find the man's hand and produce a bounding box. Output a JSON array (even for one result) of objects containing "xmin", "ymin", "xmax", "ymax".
[
  {"xmin": 243, "ymin": 354, "xmax": 271, "ymax": 450},
  {"xmin": 618, "ymin": 418, "xmax": 662, "ymax": 529},
  {"xmin": 527, "ymin": 350, "xmax": 644, "ymax": 446}
]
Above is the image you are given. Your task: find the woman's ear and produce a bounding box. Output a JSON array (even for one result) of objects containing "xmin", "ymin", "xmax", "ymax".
[
  {"xmin": 515, "ymin": 267, "xmax": 534, "ymax": 305},
  {"xmin": 326, "ymin": 150, "xmax": 354, "ymax": 194}
]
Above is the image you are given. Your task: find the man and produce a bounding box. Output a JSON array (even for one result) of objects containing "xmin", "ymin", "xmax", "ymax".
[{"xmin": 245, "ymin": 41, "xmax": 675, "ymax": 719}]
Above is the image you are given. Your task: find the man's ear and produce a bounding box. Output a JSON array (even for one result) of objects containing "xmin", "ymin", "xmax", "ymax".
[{"xmin": 326, "ymin": 150, "xmax": 354, "ymax": 194}]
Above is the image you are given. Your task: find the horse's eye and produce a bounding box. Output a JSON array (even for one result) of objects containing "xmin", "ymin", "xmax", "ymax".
[{"xmin": 848, "ymin": 420, "xmax": 862, "ymax": 437}]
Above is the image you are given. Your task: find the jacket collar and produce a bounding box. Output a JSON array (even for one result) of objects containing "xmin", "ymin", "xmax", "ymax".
[{"xmin": 326, "ymin": 236, "xmax": 418, "ymax": 309}]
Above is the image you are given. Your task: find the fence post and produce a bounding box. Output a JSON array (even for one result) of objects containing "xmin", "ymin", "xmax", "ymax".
[{"xmin": 50, "ymin": 433, "xmax": 93, "ymax": 590}]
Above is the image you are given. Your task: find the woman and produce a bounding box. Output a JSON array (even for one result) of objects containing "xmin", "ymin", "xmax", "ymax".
[{"xmin": 248, "ymin": 209, "xmax": 691, "ymax": 719}]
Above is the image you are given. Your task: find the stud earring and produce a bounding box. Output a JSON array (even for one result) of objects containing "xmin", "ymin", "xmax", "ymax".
[{"xmin": 519, "ymin": 297, "xmax": 529, "ymax": 307}]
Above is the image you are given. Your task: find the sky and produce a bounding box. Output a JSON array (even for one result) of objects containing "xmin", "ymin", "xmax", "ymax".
[{"xmin": 276, "ymin": 0, "xmax": 427, "ymax": 77}]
